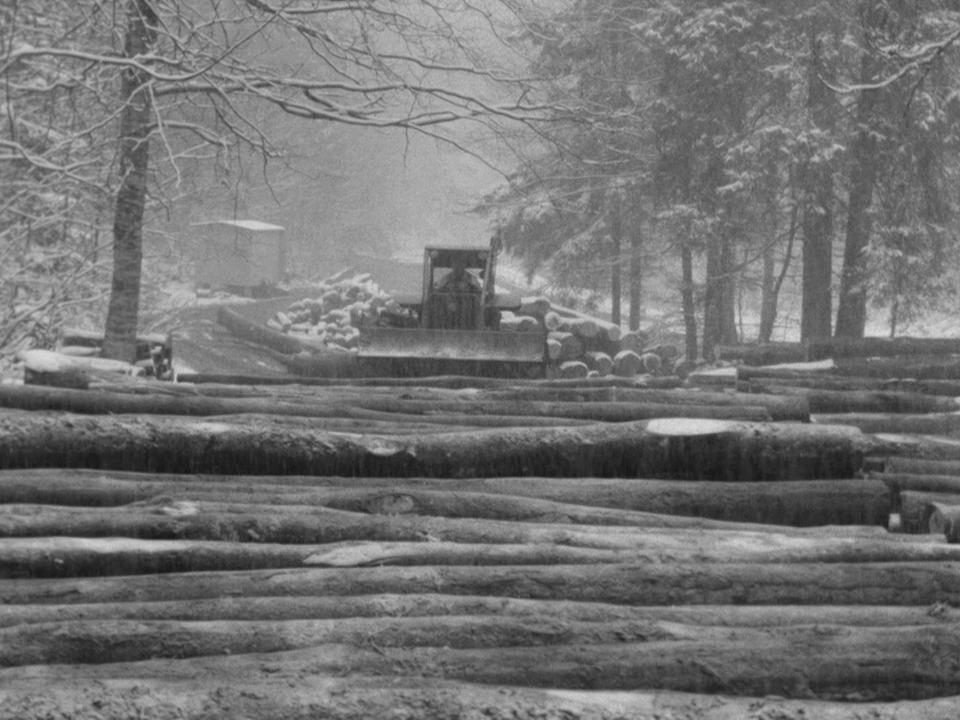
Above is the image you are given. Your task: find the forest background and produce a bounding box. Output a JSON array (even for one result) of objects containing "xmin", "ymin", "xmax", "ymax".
[{"xmin": 4, "ymin": 0, "xmax": 960, "ymax": 368}]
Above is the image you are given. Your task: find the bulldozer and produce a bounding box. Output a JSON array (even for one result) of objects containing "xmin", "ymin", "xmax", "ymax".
[{"xmin": 357, "ymin": 238, "xmax": 546, "ymax": 377}]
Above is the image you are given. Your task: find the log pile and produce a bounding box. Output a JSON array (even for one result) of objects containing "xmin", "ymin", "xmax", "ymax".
[
  {"xmin": 230, "ymin": 284, "xmax": 680, "ymax": 379},
  {"xmin": 6, "ymin": 360, "xmax": 960, "ymax": 718}
]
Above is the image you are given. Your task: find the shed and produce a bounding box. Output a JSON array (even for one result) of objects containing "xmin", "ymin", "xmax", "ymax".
[{"xmin": 192, "ymin": 220, "xmax": 287, "ymax": 293}]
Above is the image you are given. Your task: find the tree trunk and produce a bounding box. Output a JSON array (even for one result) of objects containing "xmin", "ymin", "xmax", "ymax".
[
  {"xmin": 1, "ymin": 670, "xmax": 959, "ymax": 720},
  {"xmin": 629, "ymin": 223, "xmax": 643, "ymax": 330},
  {"xmin": 834, "ymin": 49, "xmax": 882, "ymax": 338},
  {"xmin": 680, "ymin": 242, "xmax": 698, "ymax": 361},
  {"xmin": 0, "ymin": 413, "xmax": 869, "ymax": 480},
  {"xmin": 0, "ymin": 469, "xmax": 891, "ymax": 528},
  {"xmin": 102, "ymin": 1, "xmax": 158, "ymax": 362},
  {"xmin": 800, "ymin": 30, "xmax": 835, "ymax": 341},
  {"xmin": 609, "ymin": 202, "xmax": 622, "ymax": 326},
  {"xmin": 758, "ymin": 242, "xmax": 777, "ymax": 342},
  {"xmin": 702, "ymin": 239, "xmax": 722, "ymax": 361}
]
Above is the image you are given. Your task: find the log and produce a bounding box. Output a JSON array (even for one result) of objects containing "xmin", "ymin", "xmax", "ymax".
[
  {"xmin": 0, "ymin": 414, "xmax": 869, "ymax": 480},
  {"xmin": 927, "ymin": 502, "xmax": 960, "ymax": 542},
  {"xmin": 638, "ymin": 352, "xmax": 662, "ymax": 373},
  {"xmin": 742, "ymin": 375, "xmax": 960, "ymax": 397},
  {"xmin": 814, "ymin": 412, "xmax": 960, "ymax": 435},
  {"xmin": 898, "ymin": 490, "xmax": 960, "ymax": 533},
  {"xmin": 716, "ymin": 342, "xmax": 806, "ymax": 366},
  {"xmin": 4, "ymin": 624, "xmax": 960, "ymax": 700},
  {"xmin": 6, "ymin": 561, "xmax": 960, "ymax": 607},
  {"xmin": 216, "ymin": 305, "xmax": 306, "ymax": 354},
  {"xmin": 545, "ymin": 337, "xmax": 563, "ymax": 361},
  {"xmin": 806, "ymin": 335, "xmax": 960, "ymax": 361},
  {"xmin": 883, "ymin": 457, "xmax": 960, "ymax": 475},
  {"xmin": 879, "ymin": 473, "xmax": 960, "ymax": 504},
  {"xmin": 558, "ymin": 360, "xmax": 588, "ymax": 379},
  {"xmin": 6, "ymin": 595, "xmax": 956, "ymax": 630},
  {"xmin": 618, "ymin": 330, "xmax": 644, "ymax": 353},
  {"xmin": 12, "ymin": 531, "xmax": 960, "ymax": 578},
  {"xmin": 612, "ymin": 349, "xmax": 643, "ymax": 377},
  {"xmin": 0, "ymin": 469, "xmax": 892, "ymax": 528},
  {"xmin": 547, "ymin": 331, "xmax": 583, "ymax": 361},
  {"xmin": 5, "ymin": 671, "xmax": 960, "ymax": 720},
  {"xmin": 0, "ymin": 504, "xmax": 904, "ymax": 563},
  {"xmin": 349, "ymin": 396, "xmax": 774, "ymax": 422},
  {"xmin": 0, "ymin": 614, "xmax": 751, "ymax": 667},
  {"xmin": 518, "ymin": 295, "xmax": 551, "ymax": 317},
  {"xmin": 582, "ymin": 351, "xmax": 613, "ymax": 375},
  {"xmin": 868, "ymin": 433, "xmax": 960, "ymax": 462},
  {"xmin": 745, "ymin": 386, "xmax": 960, "ymax": 415},
  {"xmin": 0, "ymin": 536, "xmax": 698, "ymax": 579},
  {"xmin": 830, "ymin": 356, "xmax": 960, "ymax": 380}
]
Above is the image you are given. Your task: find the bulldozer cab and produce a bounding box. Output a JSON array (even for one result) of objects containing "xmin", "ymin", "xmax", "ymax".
[
  {"xmin": 357, "ymin": 237, "xmax": 546, "ymax": 377},
  {"xmin": 422, "ymin": 246, "xmax": 494, "ymax": 331}
]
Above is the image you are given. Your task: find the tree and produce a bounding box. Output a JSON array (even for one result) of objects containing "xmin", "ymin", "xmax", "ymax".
[{"xmin": 2, "ymin": 0, "xmax": 555, "ymax": 361}]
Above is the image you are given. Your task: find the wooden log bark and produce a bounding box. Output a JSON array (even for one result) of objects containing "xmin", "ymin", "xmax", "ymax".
[
  {"xmin": 557, "ymin": 360, "xmax": 589, "ymax": 379},
  {"xmin": 0, "ymin": 506, "xmax": 906, "ymax": 564},
  {"xmin": 6, "ymin": 561, "xmax": 960, "ymax": 607},
  {"xmin": 547, "ymin": 331, "xmax": 583, "ymax": 361},
  {"xmin": 216, "ymin": 305, "xmax": 307, "ymax": 354},
  {"xmin": 806, "ymin": 336, "xmax": 960, "ymax": 361},
  {"xmin": 898, "ymin": 490, "xmax": 960, "ymax": 534},
  {"xmin": 868, "ymin": 433, "xmax": 960, "ymax": 462},
  {"xmin": 927, "ymin": 502, "xmax": 960, "ymax": 542},
  {"xmin": 582, "ymin": 351, "xmax": 613, "ymax": 375},
  {"xmin": 742, "ymin": 375, "xmax": 960, "ymax": 397},
  {"xmin": 883, "ymin": 457, "xmax": 960, "ymax": 475},
  {"xmin": 6, "ymin": 595, "xmax": 956, "ymax": 630},
  {"xmin": 814, "ymin": 412, "xmax": 960, "ymax": 435},
  {"xmin": 0, "ymin": 614, "xmax": 755, "ymax": 667},
  {"xmin": 5, "ymin": 671, "xmax": 960, "ymax": 720},
  {"xmin": 716, "ymin": 342, "xmax": 806, "ymax": 366},
  {"xmin": 879, "ymin": 473, "xmax": 960, "ymax": 504},
  {"xmin": 612, "ymin": 349, "xmax": 643, "ymax": 377},
  {"xmin": 0, "ymin": 415, "xmax": 870, "ymax": 480},
  {"xmin": 744, "ymin": 386, "xmax": 960, "ymax": 415},
  {"xmin": 3, "ymin": 536, "xmax": 717, "ymax": 579},
  {"xmin": 0, "ymin": 470, "xmax": 892, "ymax": 528},
  {"xmin": 3, "ymin": 624, "xmax": 960, "ymax": 700}
]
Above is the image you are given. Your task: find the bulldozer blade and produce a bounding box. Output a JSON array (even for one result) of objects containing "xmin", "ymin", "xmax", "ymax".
[{"xmin": 357, "ymin": 327, "xmax": 545, "ymax": 377}]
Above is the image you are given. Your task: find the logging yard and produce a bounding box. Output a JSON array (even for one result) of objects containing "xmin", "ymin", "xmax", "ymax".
[{"xmin": 11, "ymin": 290, "xmax": 960, "ymax": 718}]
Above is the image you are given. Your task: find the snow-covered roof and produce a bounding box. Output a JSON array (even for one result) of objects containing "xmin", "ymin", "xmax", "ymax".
[{"xmin": 191, "ymin": 219, "xmax": 285, "ymax": 232}]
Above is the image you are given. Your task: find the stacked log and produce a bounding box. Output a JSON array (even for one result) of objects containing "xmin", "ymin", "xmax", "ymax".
[{"xmin": 8, "ymin": 365, "xmax": 960, "ymax": 718}]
